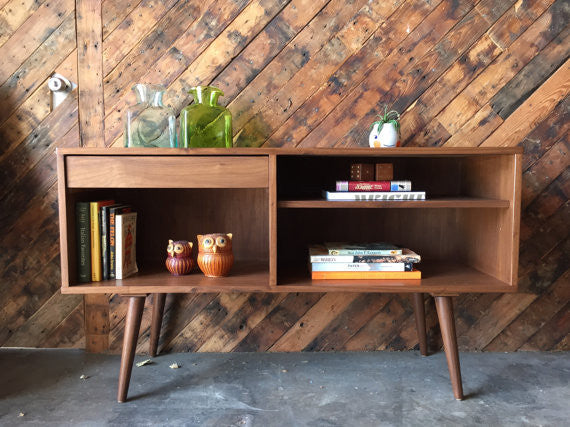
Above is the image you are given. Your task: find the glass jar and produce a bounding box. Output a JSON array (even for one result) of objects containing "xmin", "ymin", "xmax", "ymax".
[
  {"xmin": 124, "ymin": 84, "xmax": 176, "ymax": 147},
  {"xmin": 179, "ymin": 86, "xmax": 232, "ymax": 148}
]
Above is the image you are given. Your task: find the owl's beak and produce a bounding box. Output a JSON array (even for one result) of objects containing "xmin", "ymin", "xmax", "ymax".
[{"xmin": 213, "ymin": 245, "xmax": 218, "ymax": 253}]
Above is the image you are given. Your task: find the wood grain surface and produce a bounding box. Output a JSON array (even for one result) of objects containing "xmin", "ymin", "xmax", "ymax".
[{"xmin": 0, "ymin": 0, "xmax": 567, "ymax": 353}]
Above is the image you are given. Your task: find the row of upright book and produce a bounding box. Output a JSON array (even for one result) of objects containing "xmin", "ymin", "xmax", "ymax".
[
  {"xmin": 75, "ymin": 201, "xmax": 138, "ymax": 283},
  {"xmin": 309, "ymin": 243, "xmax": 421, "ymax": 279}
]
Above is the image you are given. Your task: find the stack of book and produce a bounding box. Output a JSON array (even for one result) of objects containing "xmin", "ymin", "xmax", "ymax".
[
  {"xmin": 323, "ymin": 180, "xmax": 426, "ymax": 201},
  {"xmin": 76, "ymin": 201, "xmax": 138, "ymax": 283},
  {"xmin": 309, "ymin": 243, "xmax": 421, "ymax": 279}
]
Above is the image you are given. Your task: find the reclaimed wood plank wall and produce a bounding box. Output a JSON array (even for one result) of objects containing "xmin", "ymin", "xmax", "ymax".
[{"xmin": 0, "ymin": 0, "xmax": 568, "ymax": 353}]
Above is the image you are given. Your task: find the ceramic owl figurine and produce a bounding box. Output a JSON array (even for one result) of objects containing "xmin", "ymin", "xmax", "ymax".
[
  {"xmin": 197, "ymin": 233, "xmax": 233, "ymax": 277},
  {"xmin": 165, "ymin": 239, "xmax": 194, "ymax": 275}
]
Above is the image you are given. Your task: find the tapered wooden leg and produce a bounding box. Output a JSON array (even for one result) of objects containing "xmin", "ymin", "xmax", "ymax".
[
  {"xmin": 149, "ymin": 293, "xmax": 166, "ymax": 357},
  {"xmin": 435, "ymin": 296, "xmax": 464, "ymax": 400},
  {"xmin": 412, "ymin": 293, "xmax": 428, "ymax": 356},
  {"xmin": 117, "ymin": 296, "xmax": 145, "ymax": 403}
]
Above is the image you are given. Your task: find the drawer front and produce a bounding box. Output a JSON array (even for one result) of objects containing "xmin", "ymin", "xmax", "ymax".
[{"xmin": 66, "ymin": 156, "xmax": 269, "ymax": 188}]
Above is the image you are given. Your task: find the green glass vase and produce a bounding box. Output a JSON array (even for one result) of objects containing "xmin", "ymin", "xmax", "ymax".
[{"xmin": 179, "ymin": 86, "xmax": 232, "ymax": 148}]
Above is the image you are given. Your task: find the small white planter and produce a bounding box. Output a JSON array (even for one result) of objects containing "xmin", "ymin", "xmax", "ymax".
[{"xmin": 369, "ymin": 122, "xmax": 399, "ymax": 148}]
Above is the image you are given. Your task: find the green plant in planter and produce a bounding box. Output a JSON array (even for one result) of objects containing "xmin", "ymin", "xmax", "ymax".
[{"xmin": 369, "ymin": 106, "xmax": 400, "ymax": 148}]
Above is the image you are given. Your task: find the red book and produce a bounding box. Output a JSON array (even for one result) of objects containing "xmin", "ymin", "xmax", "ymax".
[{"xmin": 336, "ymin": 181, "xmax": 411, "ymax": 192}]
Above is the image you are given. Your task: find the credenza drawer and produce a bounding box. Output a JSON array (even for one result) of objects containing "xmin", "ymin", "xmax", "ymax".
[{"xmin": 65, "ymin": 156, "xmax": 269, "ymax": 188}]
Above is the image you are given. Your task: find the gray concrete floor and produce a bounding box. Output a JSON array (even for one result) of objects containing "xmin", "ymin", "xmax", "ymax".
[{"xmin": 0, "ymin": 349, "xmax": 568, "ymax": 426}]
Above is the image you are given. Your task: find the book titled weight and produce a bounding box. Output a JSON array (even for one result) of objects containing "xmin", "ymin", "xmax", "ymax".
[
  {"xmin": 336, "ymin": 181, "xmax": 412, "ymax": 192},
  {"xmin": 90, "ymin": 200, "xmax": 115, "ymax": 282},
  {"xmin": 309, "ymin": 245, "xmax": 421, "ymax": 263},
  {"xmin": 323, "ymin": 190, "xmax": 425, "ymax": 201},
  {"xmin": 312, "ymin": 270, "xmax": 421, "ymax": 280},
  {"xmin": 325, "ymin": 242, "xmax": 402, "ymax": 256},
  {"xmin": 115, "ymin": 212, "xmax": 138, "ymax": 280},
  {"xmin": 311, "ymin": 262, "xmax": 413, "ymax": 272},
  {"xmin": 76, "ymin": 202, "xmax": 91, "ymax": 283}
]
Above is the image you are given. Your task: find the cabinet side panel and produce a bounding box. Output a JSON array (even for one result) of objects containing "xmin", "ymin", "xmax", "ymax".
[
  {"xmin": 460, "ymin": 155, "xmax": 517, "ymax": 285},
  {"xmin": 269, "ymin": 155, "xmax": 277, "ymax": 286},
  {"xmin": 57, "ymin": 154, "xmax": 71, "ymax": 288}
]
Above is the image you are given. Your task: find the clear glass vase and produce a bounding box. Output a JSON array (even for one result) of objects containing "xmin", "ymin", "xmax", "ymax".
[
  {"xmin": 179, "ymin": 86, "xmax": 232, "ymax": 148},
  {"xmin": 124, "ymin": 84, "xmax": 176, "ymax": 148}
]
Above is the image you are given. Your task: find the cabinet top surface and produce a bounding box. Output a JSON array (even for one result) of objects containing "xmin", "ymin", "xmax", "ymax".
[{"xmin": 57, "ymin": 147, "xmax": 522, "ymax": 157}]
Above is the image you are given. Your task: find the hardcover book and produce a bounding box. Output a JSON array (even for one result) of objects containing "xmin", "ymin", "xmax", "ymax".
[
  {"xmin": 309, "ymin": 246, "xmax": 421, "ymax": 263},
  {"xmin": 109, "ymin": 205, "xmax": 132, "ymax": 279},
  {"xmin": 312, "ymin": 270, "xmax": 421, "ymax": 280},
  {"xmin": 336, "ymin": 181, "xmax": 412, "ymax": 192},
  {"xmin": 90, "ymin": 200, "xmax": 115, "ymax": 281},
  {"xmin": 324, "ymin": 243, "xmax": 402, "ymax": 256},
  {"xmin": 116, "ymin": 212, "xmax": 138, "ymax": 280},
  {"xmin": 100, "ymin": 204, "xmax": 122, "ymax": 280},
  {"xmin": 311, "ymin": 262, "xmax": 412, "ymax": 272},
  {"xmin": 323, "ymin": 191, "xmax": 425, "ymax": 201},
  {"xmin": 76, "ymin": 202, "xmax": 91, "ymax": 283}
]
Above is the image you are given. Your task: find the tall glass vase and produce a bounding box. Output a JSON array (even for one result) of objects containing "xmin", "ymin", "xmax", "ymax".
[
  {"xmin": 179, "ymin": 86, "xmax": 232, "ymax": 148},
  {"xmin": 124, "ymin": 84, "xmax": 176, "ymax": 147}
]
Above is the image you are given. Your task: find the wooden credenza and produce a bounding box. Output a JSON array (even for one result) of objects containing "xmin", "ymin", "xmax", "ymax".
[{"xmin": 56, "ymin": 147, "xmax": 522, "ymax": 402}]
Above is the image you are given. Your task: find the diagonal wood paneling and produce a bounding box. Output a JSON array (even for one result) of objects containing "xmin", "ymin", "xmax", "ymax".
[{"xmin": 0, "ymin": 0, "xmax": 568, "ymax": 354}]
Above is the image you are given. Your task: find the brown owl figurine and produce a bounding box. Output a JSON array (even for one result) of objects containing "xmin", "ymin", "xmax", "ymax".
[
  {"xmin": 165, "ymin": 239, "xmax": 194, "ymax": 275},
  {"xmin": 197, "ymin": 233, "xmax": 233, "ymax": 277}
]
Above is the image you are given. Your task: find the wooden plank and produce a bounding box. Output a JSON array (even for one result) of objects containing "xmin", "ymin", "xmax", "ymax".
[
  {"xmin": 298, "ymin": 0, "xmax": 479, "ymax": 148},
  {"xmin": 0, "ymin": 0, "xmax": 73, "ymax": 85},
  {"xmin": 304, "ymin": 293, "xmax": 390, "ymax": 351},
  {"xmin": 268, "ymin": 0, "xmax": 441, "ymax": 147},
  {"xmin": 76, "ymin": 0, "xmax": 104, "ymax": 147},
  {"xmin": 481, "ymin": 58, "xmax": 570, "ymax": 147},
  {"xmin": 3, "ymin": 292, "xmax": 83, "ymax": 347},
  {"xmin": 521, "ymin": 139, "xmax": 569, "ymax": 208},
  {"xmin": 228, "ymin": 0, "xmax": 371, "ymax": 135},
  {"xmin": 0, "ymin": 0, "xmax": 46, "ymax": 48},
  {"xmin": 490, "ymin": 26, "xmax": 570, "ymax": 119},
  {"xmin": 269, "ymin": 293, "xmax": 360, "ymax": 351},
  {"xmin": 233, "ymin": 293, "xmax": 323, "ymax": 352},
  {"xmin": 236, "ymin": 2, "xmax": 385, "ymax": 147},
  {"xmin": 40, "ymin": 302, "xmax": 85, "ymax": 348},
  {"xmin": 0, "ymin": 91, "xmax": 78, "ymax": 202},
  {"xmin": 84, "ymin": 294, "xmax": 110, "ymax": 352},
  {"xmin": 427, "ymin": 0, "xmax": 569, "ymax": 141},
  {"xmin": 520, "ymin": 302, "xmax": 570, "ymax": 350},
  {"xmin": 401, "ymin": 34, "xmax": 502, "ymax": 145},
  {"xmin": 485, "ymin": 270, "xmax": 570, "ymax": 351},
  {"xmin": 442, "ymin": 104, "xmax": 503, "ymax": 147},
  {"xmin": 102, "ymin": 0, "xmax": 143, "ymax": 39},
  {"xmin": 0, "ymin": 13, "xmax": 76, "ymax": 124},
  {"xmin": 197, "ymin": 293, "xmax": 287, "ymax": 352}
]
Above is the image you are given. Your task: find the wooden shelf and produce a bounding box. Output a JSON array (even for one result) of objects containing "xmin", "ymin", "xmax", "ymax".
[
  {"xmin": 63, "ymin": 261, "xmax": 513, "ymax": 295},
  {"xmin": 276, "ymin": 262, "xmax": 514, "ymax": 294},
  {"xmin": 278, "ymin": 197, "xmax": 510, "ymax": 209},
  {"xmin": 62, "ymin": 261, "xmax": 270, "ymax": 294}
]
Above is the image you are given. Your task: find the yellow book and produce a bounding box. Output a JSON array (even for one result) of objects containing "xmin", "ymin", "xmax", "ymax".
[
  {"xmin": 90, "ymin": 200, "xmax": 114, "ymax": 281},
  {"xmin": 311, "ymin": 270, "xmax": 421, "ymax": 280}
]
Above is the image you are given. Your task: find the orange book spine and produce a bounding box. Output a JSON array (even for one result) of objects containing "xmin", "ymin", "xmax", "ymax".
[{"xmin": 311, "ymin": 270, "xmax": 421, "ymax": 280}]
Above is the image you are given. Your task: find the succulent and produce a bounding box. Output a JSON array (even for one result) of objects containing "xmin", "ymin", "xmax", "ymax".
[{"xmin": 370, "ymin": 106, "xmax": 400, "ymax": 134}]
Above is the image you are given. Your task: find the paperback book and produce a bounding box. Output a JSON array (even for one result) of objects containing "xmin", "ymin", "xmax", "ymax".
[
  {"xmin": 311, "ymin": 262, "xmax": 413, "ymax": 272},
  {"xmin": 312, "ymin": 270, "xmax": 421, "ymax": 280},
  {"xmin": 323, "ymin": 191, "xmax": 425, "ymax": 201},
  {"xmin": 324, "ymin": 243, "xmax": 402, "ymax": 256},
  {"xmin": 116, "ymin": 212, "xmax": 138, "ymax": 280},
  {"xmin": 309, "ymin": 245, "xmax": 421, "ymax": 264},
  {"xmin": 109, "ymin": 205, "xmax": 133, "ymax": 279}
]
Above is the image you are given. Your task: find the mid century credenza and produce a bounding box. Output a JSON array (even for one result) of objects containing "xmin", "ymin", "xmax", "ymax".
[{"xmin": 56, "ymin": 147, "xmax": 522, "ymax": 402}]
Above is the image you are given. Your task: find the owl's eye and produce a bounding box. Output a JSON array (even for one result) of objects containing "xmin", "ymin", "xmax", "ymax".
[
  {"xmin": 216, "ymin": 236, "xmax": 227, "ymax": 247},
  {"xmin": 174, "ymin": 244, "xmax": 183, "ymax": 253},
  {"xmin": 203, "ymin": 238, "xmax": 214, "ymax": 248},
  {"xmin": 167, "ymin": 244, "xmax": 173, "ymax": 251}
]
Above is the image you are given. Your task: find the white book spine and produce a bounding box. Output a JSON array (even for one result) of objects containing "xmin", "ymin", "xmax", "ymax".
[{"xmin": 324, "ymin": 191, "xmax": 425, "ymax": 200}]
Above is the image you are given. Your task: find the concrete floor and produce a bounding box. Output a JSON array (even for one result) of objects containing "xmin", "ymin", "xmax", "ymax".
[{"xmin": 0, "ymin": 349, "xmax": 568, "ymax": 426}]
